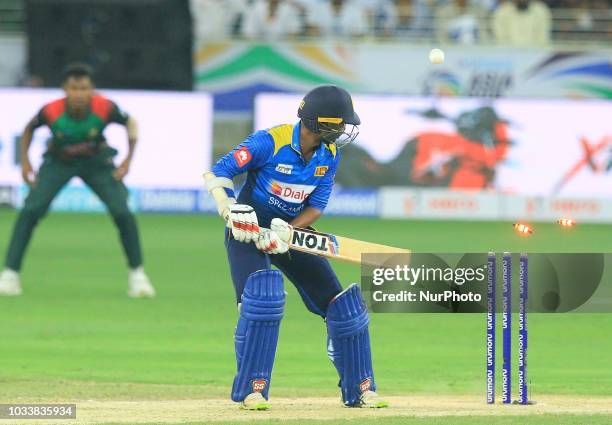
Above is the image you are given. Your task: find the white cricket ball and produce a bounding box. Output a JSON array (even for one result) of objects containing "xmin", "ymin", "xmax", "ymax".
[{"xmin": 429, "ymin": 48, "xmax": 445, "ymax": 65}]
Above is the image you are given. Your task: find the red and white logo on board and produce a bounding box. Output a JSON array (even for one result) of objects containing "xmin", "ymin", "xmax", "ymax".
[
  {"xmin": 233, "ymin": 146, "xmax": 252, "ymax": 167},
  {"xmin": 359, "ymin": 378, "xmax": 372, "ymax": 393},
  {"xmin": 252, "ymin": 379, "xmax": 267, "ymax": 393}
]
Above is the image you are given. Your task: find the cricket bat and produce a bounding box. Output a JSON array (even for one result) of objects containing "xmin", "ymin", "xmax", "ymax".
[{"xmin": 203, "ymin": 172, "xmax": 410, "ymax": 264}]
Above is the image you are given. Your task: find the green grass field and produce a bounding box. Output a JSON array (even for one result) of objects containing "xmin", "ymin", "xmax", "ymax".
[{"xmin": 1, "ymin": 210, "xmax": 611, "ymax": 424}]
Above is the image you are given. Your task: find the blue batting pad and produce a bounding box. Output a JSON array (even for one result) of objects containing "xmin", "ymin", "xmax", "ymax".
[
  {"xmin": 326, "ymin": 284, "xmax": 376, "ymax": 406},
  {"xmin": 231, "ymin": 269, "xmax": 285, "ymax": 402}
]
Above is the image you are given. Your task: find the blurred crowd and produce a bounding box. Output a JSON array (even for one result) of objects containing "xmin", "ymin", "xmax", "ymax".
[{"xmin": 190, "ymin": 0, "xmax": 612, "ymax": 44}]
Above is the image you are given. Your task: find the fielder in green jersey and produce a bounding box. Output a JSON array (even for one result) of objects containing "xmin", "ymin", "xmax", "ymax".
[{"xmin": 0, "ymin": 63, "xmax": 155, "ymax": 298}]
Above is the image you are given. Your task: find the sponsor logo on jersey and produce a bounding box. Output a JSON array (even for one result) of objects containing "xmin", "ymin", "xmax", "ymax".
[
  {"xmin": 359, "ymin": 378, "xmax": 372, "ymax": 393},
  {"xmin": 269, "ymin": 181, "xmax": 315, "ymax": 203},
  {"xmin": 233, "ymin": 146, "xmax": 252, "ymax": 167},
  {"xmin": 252, "ymin": 379, "xmax": 267, "ymax": 393},
  {"xmin": 314, "ymin": 166, "xmax": 328, "ymax": 177},
  {"xmin": 268, "ymin": 197, "xmax": 304, "ymax": 214},
  {"xmin": 275, "ymin": 164, "xmax": 293, "ymax": 174}
]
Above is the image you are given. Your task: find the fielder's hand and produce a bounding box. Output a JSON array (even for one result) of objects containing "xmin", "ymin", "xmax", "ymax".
[
  {"xmin": 21, "ymin": 160, "xmax": 37, "ymax": 187},
  {"xmin": 113, "ymin": 158, "xmax": 131, "ymax": 180},
  {"xmin": 255, "ymin": 229, "xmax": 289, "ymax": 254},
  {"xmin": 228, "ymin": 204, "xmax": 260, "ymax": 243}
]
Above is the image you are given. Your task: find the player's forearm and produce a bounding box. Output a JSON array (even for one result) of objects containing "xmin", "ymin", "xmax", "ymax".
[
  {"xmin": 203, "ymin": 171, "xmax": 237, "ymax": 219},
  {"xmin": 20, "ymin": 126, "xmax": 34, "ymax": 164},
  {"xmin": 125, "ymin": 117, "xmax": 138, "ymax": 161},
  {"xmin": 290, "ymin": 207, "xmax": 322, "ymax": 228}
]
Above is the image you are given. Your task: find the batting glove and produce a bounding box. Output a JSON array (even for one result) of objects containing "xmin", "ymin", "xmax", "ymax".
[
  {"xmin": 228, "ymin": 204, "xmax": 260, "ymax": 243},
  {"xmin": 270, "ymin": 218, "xmax": 292, "ymax": 242},
  {"xmin": 255, "ymin": 229, "xmax": 289, "ymax": 254}
]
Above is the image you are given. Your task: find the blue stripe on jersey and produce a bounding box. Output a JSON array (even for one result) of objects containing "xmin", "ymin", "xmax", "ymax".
[{"xmin": 212, "ymin": 122, "xmax": 340, "ymax": 227}]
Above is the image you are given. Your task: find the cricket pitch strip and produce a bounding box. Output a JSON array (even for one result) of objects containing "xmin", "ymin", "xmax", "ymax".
[{"xmin": 7, "ymin": 395, "xmax": 612, "ymax": 424}]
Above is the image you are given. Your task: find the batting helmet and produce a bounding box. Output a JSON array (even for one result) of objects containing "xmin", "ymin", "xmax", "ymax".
[{"xmin": 297, "ymin": 85, "xmax": 360, "ymax": 147}]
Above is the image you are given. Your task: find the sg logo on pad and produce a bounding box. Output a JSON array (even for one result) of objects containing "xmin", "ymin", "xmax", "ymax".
[
  {"xmin": 359, "ymin": 378, "xmax": 372, "ymax": 393},
  {"xmin": 252, "ymin": 379, "xmax": 267, "ymax": 393}
]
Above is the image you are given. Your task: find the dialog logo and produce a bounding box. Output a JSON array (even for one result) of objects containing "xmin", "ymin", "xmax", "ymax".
[
  {"xmin": 271, "ymin": 182, "xmax": 282, "ymax": 196},
  {"xmin": 269, "ymin": 181, "xmax": 315, "ymax": 202}
]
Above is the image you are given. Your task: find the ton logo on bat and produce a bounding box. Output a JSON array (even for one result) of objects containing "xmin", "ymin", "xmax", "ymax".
[{"xmin": 291, "ymin": 231, "xmax": 330, "ymax": 253}]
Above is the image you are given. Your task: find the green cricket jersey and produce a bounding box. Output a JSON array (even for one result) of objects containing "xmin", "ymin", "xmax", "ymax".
[{"xmin": 30, "ymin": 94, "xmax": 129, "ymax": 159}]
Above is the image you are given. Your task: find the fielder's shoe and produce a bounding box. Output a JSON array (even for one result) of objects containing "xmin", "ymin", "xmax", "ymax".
[
  {"xmin": 128, "ymin": 267, "xmax": 156, "ymax": 298},
  {"xmin": 0, "ymin": 269, "xmax": 22, "ymax": 296},
  {"xmin": 240, "ymin": 393, "xmax": 270, "ymax": 410},
  {"xmin": 357, "ymin": 391, "xmax": 389, "ymax": 408}
]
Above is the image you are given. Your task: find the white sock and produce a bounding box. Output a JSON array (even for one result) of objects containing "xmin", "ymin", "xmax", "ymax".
[
  {"xmin": 130, "ymin": 266, "xmax": 144, "ymax": 276},
  {"xmin": 2, "ymin": 268, "xmax": 19, "ymax": 278}
]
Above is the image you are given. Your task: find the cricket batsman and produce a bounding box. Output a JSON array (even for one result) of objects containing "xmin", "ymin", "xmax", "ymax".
[
  {"xmin": 205, "ymin": 86, "xmax": 388, "ymax": 410},
  {"xmin": 0, "ymin": 63, "xmax": 155, "ymax": 298}
]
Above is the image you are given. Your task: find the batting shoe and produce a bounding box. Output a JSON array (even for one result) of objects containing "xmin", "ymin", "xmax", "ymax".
[
  {"xmin": 0, "ymin": 269, "xmax": 22, "ymax": 296},
  {"xmin": 357, "ymin": 391, "xmax": 389, "ymax": 408},
  {"xmin": 127, "ymin": 267, "xmax": 156, "ymax": 298},
  {"xmin": 240, "ymin": 393, "xmax": 270, "ymax": 411}
]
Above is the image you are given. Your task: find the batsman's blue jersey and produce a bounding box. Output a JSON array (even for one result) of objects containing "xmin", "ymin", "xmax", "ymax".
[{"xmin": 212, "ymin": 122, "xmax": 340, "ymax": 227}]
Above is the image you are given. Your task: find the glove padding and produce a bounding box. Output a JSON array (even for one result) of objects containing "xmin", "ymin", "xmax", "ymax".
[
  {"xmin": 255, "ymin": 229, "xmax": 289, "ymax": 254},
  {"xmin": 228, "ymin": 204, "xmax": 260, "ymax": 243},
  {"xmin": 270, "ymin": 218, "xmax": 292, "ymax": 243}
]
